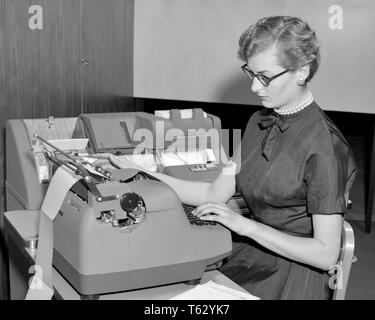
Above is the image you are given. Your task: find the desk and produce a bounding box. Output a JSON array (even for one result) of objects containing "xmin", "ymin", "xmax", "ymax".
[
  {"xmin": 52, "ymin": 269, "xmax": 247, "ymax": 300},
  {"xmin": 4, "ymin": 210, "xmax": 251, "ymax": 300}
]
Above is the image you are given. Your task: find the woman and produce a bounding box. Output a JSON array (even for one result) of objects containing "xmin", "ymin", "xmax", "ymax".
[{"xmin": 102, "ymin": 16, "xmax": 356, "ymax": 299}]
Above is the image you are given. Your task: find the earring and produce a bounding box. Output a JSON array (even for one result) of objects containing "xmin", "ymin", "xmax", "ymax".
[{"xmin": 297, "ymin": 78, "xmax": 305, "ymax": 86}]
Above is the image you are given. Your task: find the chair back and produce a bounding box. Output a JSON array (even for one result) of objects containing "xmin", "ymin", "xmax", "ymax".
[{"xmin": 332, "ymin": 220, "xmax": 355, "ymax": 300}]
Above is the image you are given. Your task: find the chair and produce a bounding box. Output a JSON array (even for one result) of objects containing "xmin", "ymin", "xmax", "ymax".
[{"xmin": 332, "ymin": 220, "xmax": 355, "ymax": 300}]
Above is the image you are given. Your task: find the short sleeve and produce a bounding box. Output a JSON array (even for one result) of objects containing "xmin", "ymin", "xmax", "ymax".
[
  {"xmin": 233, "ymin": 112, "xmax": 261, "ymax": 193},
  {"xmin": 304, "ymin": 130, "xmax": 357, "ymax": 214}
]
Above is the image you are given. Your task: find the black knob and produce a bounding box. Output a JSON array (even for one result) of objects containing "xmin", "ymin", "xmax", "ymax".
[
  {"xmin": 120, "ymin": 192, "xmax": 140, "ymax": 212},
  {"xmin": 95, "ymin": 166, "xmax": 104, "ymax": 174}
]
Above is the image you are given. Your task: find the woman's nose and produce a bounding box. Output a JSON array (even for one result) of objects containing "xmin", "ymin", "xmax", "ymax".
[{"xmin": 251, "ymin": 77, "xmax": 263, "ymax": 93}]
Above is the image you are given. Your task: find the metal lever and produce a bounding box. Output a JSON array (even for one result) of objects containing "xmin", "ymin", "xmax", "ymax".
[{"xmin": 35, "ymin": 135, "xmax": 103, "ymax": 198}]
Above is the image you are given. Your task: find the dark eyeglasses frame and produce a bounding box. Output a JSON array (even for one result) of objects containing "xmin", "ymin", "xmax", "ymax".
[{"xmin": 241, "ymin": 64, "xmax": 290, "ymax": 87}]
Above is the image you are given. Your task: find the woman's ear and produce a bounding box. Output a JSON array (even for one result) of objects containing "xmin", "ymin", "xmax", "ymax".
[{"xmin": 296, "ymin": 64, "xmax": 310, "ymax": 85}]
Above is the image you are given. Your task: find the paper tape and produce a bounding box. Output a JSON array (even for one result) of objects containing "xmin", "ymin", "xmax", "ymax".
[{"xmin": 26, "ymin": 166, "xmax": 81, "ymax": 300}]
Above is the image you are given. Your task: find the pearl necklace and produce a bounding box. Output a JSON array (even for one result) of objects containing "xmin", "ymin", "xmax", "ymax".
[{"xmin": 274, "ymin": 91, "xmax": 314, "ymax": 116}]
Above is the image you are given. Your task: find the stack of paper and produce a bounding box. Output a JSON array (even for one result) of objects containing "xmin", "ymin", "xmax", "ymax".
[
  {"xmin": 44, "ymin": 138, "xmax": 89, "ymax": 152},
  {"xmin": 155, "ymin": 109, "xmax": 207, "ymax": 119},
  {"xmin": 170, "ymin": 281, "xmax": 260, "ymax": 300}
]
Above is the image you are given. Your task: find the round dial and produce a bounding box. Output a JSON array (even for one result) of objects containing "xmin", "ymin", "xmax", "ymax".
[{"xmin": 120, "ymin": 192, "xmax": 140, "ymax": 212}]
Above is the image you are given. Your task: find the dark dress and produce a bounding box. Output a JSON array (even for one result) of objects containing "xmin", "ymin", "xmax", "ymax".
[{"xmin": 219, "ymin": 101, "xmax": 357, "ymax": 300}]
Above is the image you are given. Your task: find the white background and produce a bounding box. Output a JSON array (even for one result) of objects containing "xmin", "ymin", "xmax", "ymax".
[{"xmin": 134, "ymin": 0, "xmax": 375, "ymax": 114}]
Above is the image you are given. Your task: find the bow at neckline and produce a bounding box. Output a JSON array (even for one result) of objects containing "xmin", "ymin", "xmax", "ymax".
[
  {"xmin": 258, "ymin": 114, "xmax": 290, "ymax": 132},
  {"xmin": 258, "ymin": 114, "xmax": 290, "ymax": 161}
]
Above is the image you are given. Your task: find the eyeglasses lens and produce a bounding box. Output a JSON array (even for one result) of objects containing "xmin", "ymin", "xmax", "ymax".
[{"xmin": 242, "ymin": 66, "xmax": 270, "ymax": 87}]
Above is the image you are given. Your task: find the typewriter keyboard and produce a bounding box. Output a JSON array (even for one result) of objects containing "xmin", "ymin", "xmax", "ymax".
[{"xmin": 182, "ymin": 203, "xmax": 217, "ymax": 226}]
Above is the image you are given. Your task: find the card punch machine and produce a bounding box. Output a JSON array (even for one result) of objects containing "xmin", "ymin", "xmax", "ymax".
[{"xmin": 5, "ymin": 109, "xmax": 245, "ymax": 299}]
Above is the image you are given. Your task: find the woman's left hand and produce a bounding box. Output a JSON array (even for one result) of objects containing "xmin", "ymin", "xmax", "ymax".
[{"xmin": 192, "ymin": 202, "xmax": 254, "ymax": 236}]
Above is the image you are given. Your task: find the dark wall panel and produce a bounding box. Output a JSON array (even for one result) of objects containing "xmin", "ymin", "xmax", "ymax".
[
  {"xmin": 0, "ymin": 0, "xmax": 136, "ymax": 300},
  {"xmin": 0, "ymin": 0, "xmax": 82, "ymax": 300},
  {"xmin": 82, "ymin": 0, "xmax": 135, "ymax": 113},
  {"xmin": 0, "ymin": 0, "xmax": 82, "ymax": 120}
]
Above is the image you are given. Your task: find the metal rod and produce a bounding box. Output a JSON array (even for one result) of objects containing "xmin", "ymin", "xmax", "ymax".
[
  {"xmin": 35, "ymin": 135, "xmax": 78, "ymax": 164},
  {"xmin": 45, "ymin": 150, "xmax": 78, "ymax": 173}
]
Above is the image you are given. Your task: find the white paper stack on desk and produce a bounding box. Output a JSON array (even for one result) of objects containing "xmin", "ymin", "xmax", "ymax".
[{"xmin": 170, "ymin": 281, "xmax": 260, "ymax": 300}]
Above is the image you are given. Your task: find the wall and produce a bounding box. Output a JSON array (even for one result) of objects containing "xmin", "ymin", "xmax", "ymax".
[
  {"xmin": 0, "ymin": 0, "xmax": 137, "ymax": 300},
  {"xmin": 134, "ymin": 0, "xmax": 375, "ymax": 114}
]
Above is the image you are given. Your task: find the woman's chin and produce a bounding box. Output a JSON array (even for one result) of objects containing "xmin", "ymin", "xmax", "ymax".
[{"xmin": 261, "ymin": 100, "xmax": 273, "ymax": 109}]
